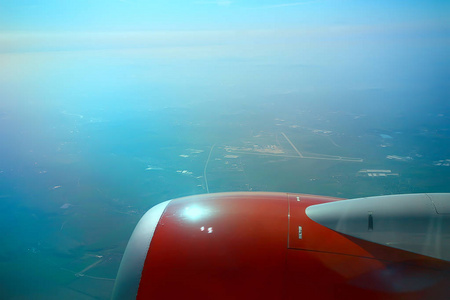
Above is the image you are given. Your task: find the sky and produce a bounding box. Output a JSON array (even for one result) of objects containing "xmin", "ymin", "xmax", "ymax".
[
  {"xmin": 0, "ymin": 1, "xmax": 449, "ymax": 31},
  {"xmin": 1, "ymin": 1, "xmax": 449, "ymax": 97},
  {"xmin": 0, "ymin": 0, "xmax": 449, "ymax": 154}
]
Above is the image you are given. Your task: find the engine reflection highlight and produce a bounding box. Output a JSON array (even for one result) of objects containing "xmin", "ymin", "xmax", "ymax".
[{"xmin": 183, "ymin": 206, "xmax": 209, "ymax": 221}]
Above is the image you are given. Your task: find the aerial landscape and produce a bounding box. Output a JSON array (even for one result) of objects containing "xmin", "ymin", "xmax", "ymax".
[{"xmin": 0, "ymin": 1, "xmax": 449, "ymax": 299}]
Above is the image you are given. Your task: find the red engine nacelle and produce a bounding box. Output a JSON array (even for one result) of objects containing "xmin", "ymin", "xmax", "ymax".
[{"xmin": 112, "ymin": 192, "xmax": 450, "ymax": 299}]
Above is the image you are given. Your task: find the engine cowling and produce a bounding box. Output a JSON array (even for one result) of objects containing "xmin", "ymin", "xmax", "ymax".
[{"xmin": 112, "ymin": 192, "xmax": 450, "ymax": 299}]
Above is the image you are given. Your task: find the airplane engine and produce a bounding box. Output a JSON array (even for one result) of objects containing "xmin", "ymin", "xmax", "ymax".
[{"xmin": 112, "ymin": 192, "xmax": 450, "ymax": 299}]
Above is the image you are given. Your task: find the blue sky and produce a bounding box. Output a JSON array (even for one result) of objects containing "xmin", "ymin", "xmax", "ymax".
[
  {"xmin": 0, "ymin": 0, "xmax": 449, "ymax": 113},
  {"xmin": 1, "ymin": 1, "xmax": 448, "ymax": 31}
]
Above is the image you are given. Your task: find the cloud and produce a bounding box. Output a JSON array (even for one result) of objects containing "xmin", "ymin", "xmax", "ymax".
[
  {"xmin": 193, "ymin": 1, "xmax": 232, "ymax": 6},
  {"xmin": 259, "ymin": 1, "xmax": 320, "ymax": 9},
  {"xmin": 0, "ymin": 23, "xmax": 441, "ymax": 61},
  {"xmin": 0, "ymin": 29, "xmax": 340, "ymax": 54}
]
